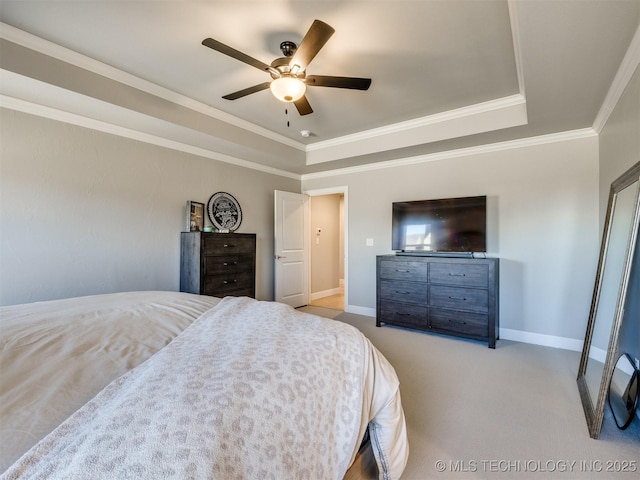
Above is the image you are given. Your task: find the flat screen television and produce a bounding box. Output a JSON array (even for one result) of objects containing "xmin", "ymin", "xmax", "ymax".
[{"xmin": 392, "ymin": 195, "xmax": 486, "ymax": 253}]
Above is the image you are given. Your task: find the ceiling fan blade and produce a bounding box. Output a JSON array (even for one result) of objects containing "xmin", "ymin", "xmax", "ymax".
[
  {"xmin": 306, "ymin": 75, "xmax": 372, "ymax": 90},
  {"xmin": 289, "ymin": 20, "xmax": 335, "ymax": 71},
  {"xmin": 202, "ymin": 38, "xmax": 271, "ymax": 72},
  {"xmin": 222, "ymin": 82, "xmax": 271, "ymax": 100},
  {"xmin": 294, "ymin": 96, "xmax": 313, "ymax": 116}
]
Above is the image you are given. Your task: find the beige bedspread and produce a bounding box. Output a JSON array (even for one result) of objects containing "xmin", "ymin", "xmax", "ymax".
[
  {"xmin": 1, "ymin": 293, "xmax": 408, "ymax": 479},
  {"xmin": 0, "ymin": 291, "xmax": 220, "ymax": 472}
]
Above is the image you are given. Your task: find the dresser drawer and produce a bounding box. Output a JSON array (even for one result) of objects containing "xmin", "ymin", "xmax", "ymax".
[
  {"xmin": 379, "ymin": 302, "xmax": 428, "ymax": 328},
  {"xmin": 203, "ymin": 272, "xmax": 255, "ymax": 296},
  {"xmin": 429, "ymin": 263, "xmax": 488, "ymax": 288},
  {"xmin": 429, "ymin": 285, "xmax": 488, "ymax": 313},
  {"xmin": 204, "ymin": 254, "xmax": 254, "ymax": 275},
  {"xmin": 203, "ymin": 234, "xmax": 255, "ymax": 255},
  {"xmin": 380, "ymin": 279, "xmax": 427, "ymax": 304},
  {"xmin": 379, "ymin": 260, "xmax": 428, "ymax": 282},
  {"xmin": 430, "ymin": 308, "xmax": 488, "ymax": 339}
]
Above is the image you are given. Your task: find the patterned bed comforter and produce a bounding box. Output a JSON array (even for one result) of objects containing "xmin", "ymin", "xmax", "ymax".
[{"xmin": 1, "ymin": 296, "xmax": 407, "ymax": 480}]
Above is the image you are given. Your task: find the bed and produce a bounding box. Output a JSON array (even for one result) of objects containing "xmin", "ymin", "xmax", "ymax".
[{"xmin": 0, "ymin": 291, "xmax": 408, "ymax": 479}]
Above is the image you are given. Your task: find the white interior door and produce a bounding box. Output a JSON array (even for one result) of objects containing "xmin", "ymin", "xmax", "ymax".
[{"xmin": 274, "ymin": 190, "xmax": 309, "ymax": 307}]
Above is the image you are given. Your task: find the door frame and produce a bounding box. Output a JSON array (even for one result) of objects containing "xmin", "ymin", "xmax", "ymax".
[{"xmin": 304, "ymin": 186, "xmax": 348, "ymax": 311}]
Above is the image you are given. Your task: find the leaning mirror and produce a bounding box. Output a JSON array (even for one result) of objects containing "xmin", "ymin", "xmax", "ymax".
[
  {"xmin": 608, "ymin": 353, "xmax": 639, "ymax": 430},
  {"xmin": 577, "ymin": 161, "xmax": 640, "ymax": 439}
]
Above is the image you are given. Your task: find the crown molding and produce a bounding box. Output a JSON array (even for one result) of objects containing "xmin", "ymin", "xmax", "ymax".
[
  {"xmin": 305, "ymin": 94, "xmax": 527, "ymax": 165},
  {"xmin": 0, "ymin": 22, "xmax": 306, "ymax": 152},
  {"xmin": 0, "ymin": 94, "xmax": 301, "ymax": 180},
  {"xmin": 592, "ymin": 21, "xmax": 640, "ymax": 133},
  {"xmin": 306, "ymin": 94, "xmax": 526, "ymax": 154},
  {"xmin": 301, "ymin": 128, "xmax": 597, "ymax": 180},
  {"xmin": 2, "ymin": 89, "xmax": 594, "ymax": 184}
]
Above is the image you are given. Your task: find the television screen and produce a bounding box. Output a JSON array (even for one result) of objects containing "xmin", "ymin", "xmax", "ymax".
[{"xmin": 392, "ymin": 196, "xmax": 486, "ymax": 253}]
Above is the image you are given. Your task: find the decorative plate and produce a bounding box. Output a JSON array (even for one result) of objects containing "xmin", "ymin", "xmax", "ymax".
[{"xmin": 207, "ymin": 192, "xmax": 242, "ymax": 231}]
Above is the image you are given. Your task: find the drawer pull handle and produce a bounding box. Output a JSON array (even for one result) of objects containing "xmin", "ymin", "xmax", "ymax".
[
  {"xmin": 223, "ymin": 261, "xmax": 238, "ymax": 266},
  {"xmin": 395, "ymin": 290, "xmax": 411, "ymax": 295},
  {"xmin": 223, "ymin": 244, "xmax": 235, "ymax": 248},
  {"xmin": 396, "ymin": 312, "xmax": 412, "ymax": 316},
  {"xmin": 448, "ymin": 319, "xmax": 467, "ymax": 325},
  {"xmin": 223, "ymin": 280, "xmax": 238, "ymax": 284},
  {"xmin": 448, "ymin": 273, "xmax": 466, "ymax": 277},
  {"xmin": 395, "ymin": 269, "xmax": 411, "ymax": 273},
  {"xmin": 448, "ymin": 296, "xmax": 467, "ymax": 301}
]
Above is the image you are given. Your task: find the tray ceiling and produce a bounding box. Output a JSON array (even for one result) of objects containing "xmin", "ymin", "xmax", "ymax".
[{"xmin": 1, "ymin": 1, "xmax": 639, "ymax": 176}]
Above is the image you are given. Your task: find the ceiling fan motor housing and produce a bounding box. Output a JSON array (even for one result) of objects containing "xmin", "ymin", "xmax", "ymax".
[
  {"xmin": 269, "ymin": 56, "xmax": 306, "ymax": 80},
  {"xmin": 279, "ymin": 41, "xmax": 297, "ymax": 57}
]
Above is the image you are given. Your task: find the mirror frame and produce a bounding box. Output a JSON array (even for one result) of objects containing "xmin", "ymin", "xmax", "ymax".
[{"xmin": 577, "ymin": 160, "xmax": 640, "ymax": 439}]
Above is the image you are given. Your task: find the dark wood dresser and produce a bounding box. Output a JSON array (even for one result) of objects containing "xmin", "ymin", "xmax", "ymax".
[
  {"xmin": 376, "ymin": 254, "xmax": 499, "ymax": 348},
  {"xmin": 180, "ymin": 232, "xmax": 256, "ymax": 298}
]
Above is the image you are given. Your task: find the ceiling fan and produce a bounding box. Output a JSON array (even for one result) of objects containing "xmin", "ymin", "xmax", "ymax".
[{"xmin": 202, "ymin": 20, "xmax": 371, "ymax": 116}]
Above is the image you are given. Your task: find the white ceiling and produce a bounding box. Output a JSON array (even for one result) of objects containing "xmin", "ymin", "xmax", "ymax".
[{"xmin": 1, "ymin": 1, "xmax": 639, "ymax": 176}]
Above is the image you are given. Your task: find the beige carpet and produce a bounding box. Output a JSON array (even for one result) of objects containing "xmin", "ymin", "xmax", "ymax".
[{"xmin": 299, "ymin": 306, "xmax": 640, "ymax": 479}]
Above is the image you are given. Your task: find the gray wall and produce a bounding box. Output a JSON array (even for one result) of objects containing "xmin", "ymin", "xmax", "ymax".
[
  {"xmin": 0, "ymin": 108, "xmax": 299, "ymax": 306},
  {"xmin": 1, "ymin": 68, "xmax": 636, "ymax": 347},
  {"xmin": 598, "ymin": 67, "xmax": 640, "ymax": 361},
  {"xmin": 303, "ymin": 136, "xmax": 600, "ymax": 342}
]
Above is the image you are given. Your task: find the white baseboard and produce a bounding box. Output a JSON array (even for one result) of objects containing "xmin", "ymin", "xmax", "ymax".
[
  {"xmin": 340, "ymin": 307, "xmax": 588, "ymax": 352},
  {"xmin": 345, "ymin": 304, "xmax": 376, "ymax": 317},
  {"xmin": 310, "ymin": 287, "xmax": 342, "ymax": 301},
  {"xmin": 499, "ymin": 328, "xmax": 585, "ymax": 351}
]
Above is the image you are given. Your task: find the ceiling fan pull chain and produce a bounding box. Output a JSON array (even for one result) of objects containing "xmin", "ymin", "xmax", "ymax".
[{"xmin": 285, "ymin": 105, "xmax": 290, "ymax": 128}]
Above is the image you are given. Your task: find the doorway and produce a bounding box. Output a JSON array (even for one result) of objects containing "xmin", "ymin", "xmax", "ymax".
[{"xmin": 306, "ymin": 187, "xmax": 347, "ymax": 311}]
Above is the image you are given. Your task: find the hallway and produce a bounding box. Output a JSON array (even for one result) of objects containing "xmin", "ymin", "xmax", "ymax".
[{"xmin": 309, "ymin": 290, "xmax": 344, "ymax": 310}]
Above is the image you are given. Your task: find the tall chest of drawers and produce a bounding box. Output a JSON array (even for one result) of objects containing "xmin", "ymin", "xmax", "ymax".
[
  {"xmin": 376, "ymin": 254, "xmax": 499, "ymax": 348},
  {"xmin": 180, "ymin": 232, "xmax": 256, "ymax": 298}
]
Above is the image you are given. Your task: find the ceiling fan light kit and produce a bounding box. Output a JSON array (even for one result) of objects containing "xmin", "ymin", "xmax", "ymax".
[
  {"xmin": 202, "ymin": 19, "xmax": 371, "ymax": 116},
  {"xmin": 270, "ymin": 77, "xmax": 306, "ymax": 102}
]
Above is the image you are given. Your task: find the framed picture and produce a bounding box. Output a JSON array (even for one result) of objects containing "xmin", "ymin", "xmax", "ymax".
[
  {"xmin": 186, "ymin": 201, "xmax": 205, "ymax": 232},
  {"xmin": 207, "ymin": 192, "xmax": 242, "ymax": 231}
]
